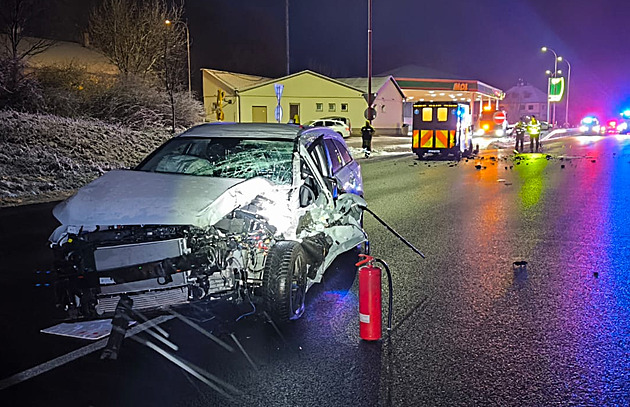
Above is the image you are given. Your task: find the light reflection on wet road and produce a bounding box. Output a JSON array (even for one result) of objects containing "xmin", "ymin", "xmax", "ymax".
[{"xmin": 1, "ymin": 135, "xmax": 630, "ymax": 406}]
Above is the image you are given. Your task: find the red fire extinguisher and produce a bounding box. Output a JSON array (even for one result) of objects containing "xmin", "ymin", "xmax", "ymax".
[{"xmin": 356, "ymin": 254, "xmax": 382, "ymax": 341}]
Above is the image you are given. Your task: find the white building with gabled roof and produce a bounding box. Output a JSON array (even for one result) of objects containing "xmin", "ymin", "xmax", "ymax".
[
  {"xmin": 337, "ymin": 76, "xmax": 406, "ymax": 135},
  {"xmin": 502, "ymin": 80, "xmax": 548, "ymax": 123}
]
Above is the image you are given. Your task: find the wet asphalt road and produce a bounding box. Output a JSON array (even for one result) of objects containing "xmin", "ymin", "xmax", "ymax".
[{"xmin": 1, "ymin": 134, "xmax": 630, "ymax": 406}]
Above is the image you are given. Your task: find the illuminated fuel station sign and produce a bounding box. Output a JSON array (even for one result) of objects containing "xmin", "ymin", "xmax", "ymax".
[{"xmin": 548, "ymin": 77, "xmax": 565, "ymax": 102}]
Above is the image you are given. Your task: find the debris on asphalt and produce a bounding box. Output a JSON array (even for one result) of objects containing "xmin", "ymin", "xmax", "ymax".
[
  {"xmin": 475, "ymin": 164, "xmax": 482, "ymax": 170},
  {"xmin": 561, "ymin": 164, "xmax": 565, "ymax": 169},
  {"xmin": 513, "ymin": 260, "xmax": 528, "ymax": 272}
]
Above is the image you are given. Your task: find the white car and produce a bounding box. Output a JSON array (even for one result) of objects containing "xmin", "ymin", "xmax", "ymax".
[
  {"xmin": 308, "ymin": 119, "xmax": 351, "ymax": 138},
  {"xmin": 48, "ymin": 123, "xmax": 366, "ymax": 323}
]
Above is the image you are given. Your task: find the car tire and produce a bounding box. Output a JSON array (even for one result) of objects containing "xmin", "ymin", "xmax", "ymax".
[{"xmin": 262, "ymin": 241, "xmax": 308, "ymax": 322}]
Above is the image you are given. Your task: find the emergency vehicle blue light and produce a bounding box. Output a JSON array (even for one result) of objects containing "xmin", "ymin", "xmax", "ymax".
[
  {"xmin": 622, "ymin": 110, "xmax": 630, "ymax": 118},
  {"xmin": 581, "ymin": 116, "xmax": 595, "ymax": 124}
]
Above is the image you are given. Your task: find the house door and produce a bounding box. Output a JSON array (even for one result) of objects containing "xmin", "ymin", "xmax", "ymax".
[
  {"xmin": 289, "ymin": 103, "xmax": 300, "ymax": 124},
  {"xmin": 252, "ymin": 106, "xmax": 267, "ymax": 123}
]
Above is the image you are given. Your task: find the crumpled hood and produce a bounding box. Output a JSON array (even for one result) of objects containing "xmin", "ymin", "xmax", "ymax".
[{"xmin": 52, "ymin": 169, "xmax": 275, "ymax": 228}]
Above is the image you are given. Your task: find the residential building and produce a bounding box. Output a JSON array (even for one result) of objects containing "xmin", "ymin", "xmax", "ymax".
[{"xmin": 502, "ymin": 80, "xmax": 548, "ymax": 123}]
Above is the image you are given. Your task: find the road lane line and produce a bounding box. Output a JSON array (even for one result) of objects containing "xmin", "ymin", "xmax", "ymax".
[{"xmin": 0, "ymin": 315, "xmax": 174, "ymax": 391}]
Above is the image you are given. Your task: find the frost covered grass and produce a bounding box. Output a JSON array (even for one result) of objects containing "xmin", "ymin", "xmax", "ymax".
[{"xmin": 0, "ymin": 110, "xmax": 173, "ymax": 207}]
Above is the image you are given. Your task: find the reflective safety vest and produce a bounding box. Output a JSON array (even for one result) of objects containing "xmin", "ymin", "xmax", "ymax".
[{"xmin": 528, "ymin": 120, "xmax": 540, "ymax": 135}]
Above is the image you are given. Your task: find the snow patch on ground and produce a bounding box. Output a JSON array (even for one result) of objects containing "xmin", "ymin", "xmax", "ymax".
[{"xmin": 0, "ymin": 110, "xmax": 173, "ymax": 207}]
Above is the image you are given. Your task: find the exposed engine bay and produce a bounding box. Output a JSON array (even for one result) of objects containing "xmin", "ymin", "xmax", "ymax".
[{"xmin": 50, "ymin": 189, "xmax": 365, "ymax": 320}]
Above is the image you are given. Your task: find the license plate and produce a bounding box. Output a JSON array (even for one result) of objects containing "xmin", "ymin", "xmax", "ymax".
[{"xmin": 428, "ymin": 149, "xmax": 441, "ymax": 153}]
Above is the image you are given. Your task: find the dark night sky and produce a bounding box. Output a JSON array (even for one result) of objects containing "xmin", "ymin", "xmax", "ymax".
[
  {"xmin": 184, "ymin": 0, "xmax": 629, "ymax": 122},
  {"xmin": 30, "ymin": 0, "xmax": 630, "ymax": 121}
]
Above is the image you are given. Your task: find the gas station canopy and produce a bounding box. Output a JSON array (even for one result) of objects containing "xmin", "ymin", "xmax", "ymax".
[{"xmin": 396, "ymin": 78, "xmax": 504, "ymax": 104}]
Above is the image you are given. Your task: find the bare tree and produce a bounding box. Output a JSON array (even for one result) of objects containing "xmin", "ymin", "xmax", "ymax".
[
  {"xmin": 88, "ymin": 0, "xmax": 186, "ymax": 77},
  {"xmin": 0, "ymin": 0, "xmax": 54, "ymax": 60},
  {"xmin": 0, "ymin": 0, "xmax": 53, "ymax": 111}
]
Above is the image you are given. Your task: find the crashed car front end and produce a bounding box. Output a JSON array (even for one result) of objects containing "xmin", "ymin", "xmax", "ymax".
[{"xmin": 48, "ymin": 127, "xmax": 366, "ymax": 322}]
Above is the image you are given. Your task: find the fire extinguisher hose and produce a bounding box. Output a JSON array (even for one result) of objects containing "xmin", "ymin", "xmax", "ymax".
[
  {"xmin": 359, "ymin": 205, "xmax": 426, "ymax": 259},
  {"xmin": 373, "ymin": 258, "xmax": 393, "ymax": 331}
]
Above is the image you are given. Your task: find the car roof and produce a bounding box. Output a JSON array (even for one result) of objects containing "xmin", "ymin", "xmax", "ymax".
[
  {"xmin": 178, "ymin": 123, "xmax": 302, "ymax": 140},
  {"xmin": 321, "ymin": 116, "xmax": 348, "ymax": 121},
  {"xmin": 176, "ymin": 122, "xmax": 344, "ymax": 149},
  {"xmin": 311, "ymin": 119, "xmax": 345, "ymax": 125}
]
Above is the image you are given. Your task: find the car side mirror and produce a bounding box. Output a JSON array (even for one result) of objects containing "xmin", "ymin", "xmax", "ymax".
[
  {"xmin": 299, "ymin": 185, "xmax": 316, "ymax": 207},
  {"xmin": 323, "ymin": 176, "xmax": 339, "ymax": 201}
]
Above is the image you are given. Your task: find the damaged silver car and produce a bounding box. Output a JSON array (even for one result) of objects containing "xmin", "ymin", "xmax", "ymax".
[{"xmin": 49, "ymin": 123, "xmax": 366, "ymax": 322}]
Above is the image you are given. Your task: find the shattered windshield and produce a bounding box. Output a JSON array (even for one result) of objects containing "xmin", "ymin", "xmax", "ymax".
[{"xmin": 137, "ymin": 137, "xmax": 295, "ymax": 185}]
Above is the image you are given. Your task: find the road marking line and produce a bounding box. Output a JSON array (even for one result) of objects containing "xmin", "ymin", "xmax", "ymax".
[{"xmin": 0, "ymin": 315, "xmax": 174, "ymax": 391}]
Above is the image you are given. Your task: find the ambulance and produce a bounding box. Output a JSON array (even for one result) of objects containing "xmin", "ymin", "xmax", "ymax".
[{"xmin": 412, "ymin": 101, "xmax": 474, "ymax": 160}]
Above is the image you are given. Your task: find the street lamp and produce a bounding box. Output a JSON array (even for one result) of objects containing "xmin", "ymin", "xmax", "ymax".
[
  {"xmin": 558, "ymin": 56, "xmax": 571, "ymax": 126},
  {"xmin": 541, "ymin": 46, "xmax": 558, "ymax": 125},
  {"xmin": 165, "ymin": 19, "xmax": 191, "ymax": 96}
]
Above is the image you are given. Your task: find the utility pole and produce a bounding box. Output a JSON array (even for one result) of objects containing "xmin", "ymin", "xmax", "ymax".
[
  {"xmin": 285, "ymin": 0, "xmax": 290, "ymax": 75},
  {"xmin": 367, "ymin": 0, "xmax": 373, "ymax": 123}
]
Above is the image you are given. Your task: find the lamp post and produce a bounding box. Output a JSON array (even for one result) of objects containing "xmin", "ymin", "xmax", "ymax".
[
  {"xmin": 541, "ymin": 46, "xmax": 558, "ymax": 125},
  {"xmin": 165, "ymin": 19, "xmax": 191, "ymax": 96},
  {"xmin": 558, "ymin": 56, "xmax": 571, "ymax": 126}
]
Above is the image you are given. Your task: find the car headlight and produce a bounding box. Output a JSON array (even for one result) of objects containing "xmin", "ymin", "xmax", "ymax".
[{"xmin": 579, "ymin": 125, "xmax": 588, "ymax": 132}]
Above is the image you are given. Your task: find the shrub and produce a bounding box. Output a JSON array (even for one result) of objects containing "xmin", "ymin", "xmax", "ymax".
[
  {"xmin": 86, "ymin": 74, "xmax": 203, "ymax": 129},
  {"xmin": 35, "ymin": 64, "xmax": 111, "ymax": 117},
  {"xmin": 0, "ymin": 57, "xmax": 44, "ymax": 112}
]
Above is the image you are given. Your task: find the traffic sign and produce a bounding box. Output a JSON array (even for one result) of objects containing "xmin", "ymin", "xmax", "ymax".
[
  {"xmin": 493, "ymin": 111, "xmax": 506, "ymax": 125},
  {"xmin": 548, "ymin": 77, "xmax": 565, "ymax": 102},
  {"xmin": 275, "ymin": 105, "xmax": 283, "ymax": 122},
  {"xmin": 364, "ymin": 107, "xmax": 377, "ymax": 120}
]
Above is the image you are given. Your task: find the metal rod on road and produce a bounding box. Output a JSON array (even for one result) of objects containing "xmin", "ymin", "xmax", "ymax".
[
  {"xmin": 361, "ymin": 205, "xmax": 426, "ymax": 258},
  {"xmin": 0, "ymin": 315, "xmax": 175, "ymax": 391}
]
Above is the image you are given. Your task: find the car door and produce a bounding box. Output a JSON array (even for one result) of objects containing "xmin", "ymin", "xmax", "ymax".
[
  {"xmin": 302, "ymin": 133, "xmax": 366, "ymax": 283},
  {"xmin": 321, "ymin": 137, "xmax": 363, "ymax": 197}
]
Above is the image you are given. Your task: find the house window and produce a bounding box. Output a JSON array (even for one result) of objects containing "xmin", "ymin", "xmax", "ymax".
[
  {"xmin": 528, "ymin": 104, "xmax": 535, "ymax": 111},
  {"xmin": 519, "ymin": 104, "xmax": 525, "ymax": 110},
  {"xmin": 328, "ymin": 103, "xmax": 336, "ymax": 112},
  {"xmin": 341, "ymin": 103, "xmax": 348, "ymax": 112},
  {"xmin": 316, "ymin": 103, "xmax": 323, "ymax": 112}
]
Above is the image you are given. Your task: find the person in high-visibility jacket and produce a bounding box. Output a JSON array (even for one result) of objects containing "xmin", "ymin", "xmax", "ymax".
[
  {"xmin": 528, "ymin": 115, "xmax": 541, "ymax": 152},
  {"xmin": 513, "ymin": 117, "xmax": 527, "ymax": 153}
]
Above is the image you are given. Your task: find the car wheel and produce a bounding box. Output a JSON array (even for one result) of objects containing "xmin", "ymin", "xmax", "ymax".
[{"xmin": 262, "ymin": 241, "xmax": 308, "ymax": 322}]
